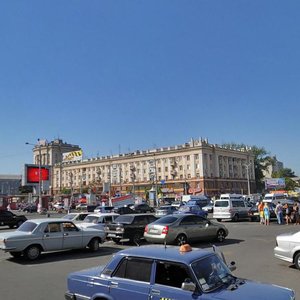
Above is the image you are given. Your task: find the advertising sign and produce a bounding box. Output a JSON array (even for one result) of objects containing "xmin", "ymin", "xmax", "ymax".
[
  {"xmin": 23, "ymin": 164, "xmax": 51, "ymax": 186},
  {"xmin": 265, "ymin": 178, "xmax": 285, "ymax": 189},
  {"xmin": 62, "ymin": 150, "xmax": 83, "ymax": 162}
]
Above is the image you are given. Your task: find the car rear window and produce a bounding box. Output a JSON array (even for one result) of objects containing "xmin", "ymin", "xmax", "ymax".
[
  {"xmin": 154, "ymin": 216, "xmax": 178, "ymax": 224},
  {"xmin": 114, "ymin": 215, "xmax": 134, "ymax": 224},
  {"xmin": 214, "ymin": 201, "xmax": 229, "ymax": 207},
  {"xmin": 17, "ymin": 221, "xmax": 38, "ymax": 232}
]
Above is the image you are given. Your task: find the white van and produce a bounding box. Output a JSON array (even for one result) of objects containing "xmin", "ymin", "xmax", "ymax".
[
  {"xmin": 213, "ymin": 198, "xmax": 250, "ymax": 222},
  {"xmin": 181, "ymin": 194, "xmax": 209, "ymax": 203}
]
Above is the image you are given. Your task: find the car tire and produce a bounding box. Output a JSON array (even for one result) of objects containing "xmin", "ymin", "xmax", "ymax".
[
  {"xmin": 294, "ymin": 252, "xmax": 300, "ymax": 270},
  {"xmin": 132, "ymin": 233, "xmax": 142, "ymax": 245},
  {"xmin": 232, "ymin": 214, "xmax": 239, "ymax": 222},
  {"xmin": 216, "ymin": 229, "xmax": 226, "ymax": 242},
  {"xmin": 16, "ymin": 220, "xmax": 24, "ymax": 228},
  {"xmin": 25, "ymin": 245, "xmax": 41, "ymax": 260},
  {"xmin": 9, "ymin": 251, "xmax": 22, "ymax": 258},
  {"xmin": 88, "ymin": 238, "xmax": 100, "ymax": 252},
  {"xmin": 112, "ymin": 238, "xmax": 121, "ymax": 244},
  {"xmin": 175, "ymin": 234, "xmax": 188, "ymax": 246}
]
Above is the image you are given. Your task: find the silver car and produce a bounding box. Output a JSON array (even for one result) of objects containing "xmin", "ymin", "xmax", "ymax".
[
  {"xmin": 144, "ymin": 214, "xmax": 228, "ymax": 245},
  {"xmin": 0, "ymin": 218, "xmax": 106, "ymax": 260},
  {"xmin": 274, "ymin": 230, "xmax": 300, "ymax": 270},
  {"xmin": 155, "ymin": 205, "xmax": 177, "ymax": 218}
]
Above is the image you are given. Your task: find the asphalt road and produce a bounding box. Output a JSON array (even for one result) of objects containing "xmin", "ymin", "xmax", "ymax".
[{"xmin": 0, "ymin": 213, "xmax": 299, "ymax": 300}]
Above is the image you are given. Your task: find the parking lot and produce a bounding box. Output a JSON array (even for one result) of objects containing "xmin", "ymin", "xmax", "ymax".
[{"xmin": 0, "ymin": 213, "xmax": 299, "ymax": 299}]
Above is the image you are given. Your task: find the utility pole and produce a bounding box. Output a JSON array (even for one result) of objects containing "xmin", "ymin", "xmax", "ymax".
[{"xmin": 244, "ymin": 163, "xmax": 251, "ymax": 195}]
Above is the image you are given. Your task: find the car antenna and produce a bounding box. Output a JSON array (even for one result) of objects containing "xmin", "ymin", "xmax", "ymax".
[{"xmin": 164, "ymin": 239, "xmax": 167, "ymax": 249}]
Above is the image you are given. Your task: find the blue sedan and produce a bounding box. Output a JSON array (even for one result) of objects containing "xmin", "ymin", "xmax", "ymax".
[{"xmin": 175, "ymin": 204, "xmax": 208, "ymax": 218}]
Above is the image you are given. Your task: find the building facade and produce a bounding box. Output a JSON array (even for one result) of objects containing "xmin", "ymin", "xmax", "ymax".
[
  {"xmin": 47, "ymin": 138, "xmax": 256, "ymax": 198},
  {"xmin": 0, "ymin": 175, "xmax": 22, "ymax": 195}
]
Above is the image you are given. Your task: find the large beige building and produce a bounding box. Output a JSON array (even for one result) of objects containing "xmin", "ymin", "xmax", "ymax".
[{"xmin": 32, "ymin": 138, "xmax": 255, "ymax": 198}]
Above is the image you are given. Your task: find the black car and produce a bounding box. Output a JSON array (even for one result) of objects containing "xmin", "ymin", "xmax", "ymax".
[
  {"xmin": 105, "ymin": 213, "xmax": 157, "ymax": 244},
  {"xmin": 248, "ymin": 203, "xmax": 277, "ymax": 221},
  {"xmin": 132, "ymin": 203, "xmax": 155, "ymax": 213},
  {"xmin": 22, "ymin": 204, "xmax": 37, "ymax": 213},
  {"xmin": 113, "ymin": 206, "xmax": 135, "ymax": 215},
  {"xmin": 0, "ymin": 210, "xmax": 27, "ymax": 228}
]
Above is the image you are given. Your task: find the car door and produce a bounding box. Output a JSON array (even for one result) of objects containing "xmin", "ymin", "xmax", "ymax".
[
  {"xmin": 42, "ymin": 222, "xmax": 64, "ymax": 251},
  {"xmin": 194, "ymin": 216, "xmax": 217, "ymax": 240},
  {"xmin": 151, "ymin": 260, "xmax": 201, "ymax": 300},
  {"xmin": 178, "ymin": 215, "xmax": 199, "ymax": 241},
  {"xmin": 107, "ymin": 257, "xmax": 152, "ymax": 300},
  {"xmin": 62, "ymin": 222, "xmax": 83, "ymax": 249}
]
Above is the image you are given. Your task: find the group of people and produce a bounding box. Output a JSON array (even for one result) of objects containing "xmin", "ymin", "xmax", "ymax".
[{"xmin": 257, "ymin": 201, "xmax": 300, "ymax": 225}]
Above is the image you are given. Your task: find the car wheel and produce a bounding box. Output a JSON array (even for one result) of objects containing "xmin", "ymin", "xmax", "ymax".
[
  {"xmin": 232, "ymin": 214, "xmax": 239, "ymax": 222},
  {"xmin": 16, "ymin": 220, "xmax": 24, "ymax": 228},
  {"xmin": 25, "ymin": 245, "xmax": 41, "ymax": 261},
  {"xmin": 216, "ymin": 229, "xmax": 226, "ymax": 242},
  {"xmin": 294, "ymin": 252, "xmax": 300, "ymax": 270},
  {"xmin": 88, "ymin": 238, "xmax": 100, "ymax": 252},
  {"xmin": 132, "ymin": 233, "xmax": 142, "ymax": 245},
  {"xmin": 175, "ymin": 234, "xmax": 188, "ymax": 246},
  {"xmin": 9, "ymin": 251, "xmax": 22, "ymax": 258}
]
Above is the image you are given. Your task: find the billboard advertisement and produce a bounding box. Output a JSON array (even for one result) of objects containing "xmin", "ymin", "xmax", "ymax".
[
  {"xmin": 265, "ymin": 178, "xmax": 285, "ymax": 190},
  {"xmin": 23, "ymin": 164, "xmax": 50, "ymax": 185},
  {"xmin": 63, "ymin": 150, "xmax": 83, "ymax": 162}
]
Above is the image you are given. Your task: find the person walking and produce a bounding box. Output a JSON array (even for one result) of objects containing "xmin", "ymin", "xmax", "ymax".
[
  {"xmin": 258, "ymin": 201, "xmax": 264, "ymax": 224},
  {"xmin": 275, "ymin": 201, "xmax": 283, "ymax": 225},
  {"xmin": 293, "ymin": 202, "xmax": 300, "ymax": 225},
  {"xmin": 263, "ymin": 203, "xmax": 270, "ymax": 226},
  {"xmin": 283, "ymin": 203, "xmax": 292, "ymax": 225}
]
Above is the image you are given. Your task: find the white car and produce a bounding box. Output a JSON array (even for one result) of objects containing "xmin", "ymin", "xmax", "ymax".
[
  {"xmin": 53, "ymin": 203, "xmax": 64, "ymax": 210},
  {"xmin": 78, "ymin": 213, "xmax": 119, "ymax": 232},
  {"xmin": 62, "ymin": 212, "xmax": 89, "ymax": 222},
  {"xmin": 274, "ymin": 230, "xmax": 300, "ymax": 270}
]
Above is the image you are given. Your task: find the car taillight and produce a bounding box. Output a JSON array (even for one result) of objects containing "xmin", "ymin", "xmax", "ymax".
[
  {"xmin": 162, "ymin": 226, "xmax": 169, "ymax": 235},
  {"xmin": 144, "ymin": 225, "xmax": 148, "ymax": 233}
]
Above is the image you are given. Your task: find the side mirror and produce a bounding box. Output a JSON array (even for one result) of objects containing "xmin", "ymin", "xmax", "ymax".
[
  {"xmin": 229, "ymin": 261, "xmax": 236, "ymax": 272},
  {"xmin": 181, "ymin": 279, "xmax": 196, "ymax": 292}
]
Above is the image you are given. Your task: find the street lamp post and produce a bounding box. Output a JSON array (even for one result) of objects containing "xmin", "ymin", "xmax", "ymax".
[
  {"xmin": 244, "ymin": 163, "xmax": 251, "ymax": 196},
  {"xmin": 26, "ymin": 139, "xmax": 42, "ymax": 213}
]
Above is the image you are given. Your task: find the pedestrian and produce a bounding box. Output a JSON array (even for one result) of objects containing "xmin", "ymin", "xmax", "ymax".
[
  {"xmin": 263, "ymin": 203, "xmax": 270, "ymax": 226},
  {"xmin": 283, "ymin": 203, "xmax": 292, "ymax": 225},
  {"xmin": 257, "ymin": 201, "xmax": 264, "ymax": 224},
  {"xmin": 275, "ymin": 201, "xmax": 283, "ymax": 225},
  {"xmin": 293, "ymin": 202, "xmax": 300, "ymax": 225}
]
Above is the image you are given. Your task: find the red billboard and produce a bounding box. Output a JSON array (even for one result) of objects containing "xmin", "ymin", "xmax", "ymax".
[{"xmin": 25, "ymin": 165, "xmax": 50, "ymax": 184}]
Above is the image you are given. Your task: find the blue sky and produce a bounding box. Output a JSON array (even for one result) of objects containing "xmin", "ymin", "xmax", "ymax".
[{"xmin": 1, "ymin": 0, "xmax": 299, "ymax": 176}]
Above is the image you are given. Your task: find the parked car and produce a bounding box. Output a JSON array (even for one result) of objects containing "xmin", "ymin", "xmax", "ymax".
[
  {"xmin": 106, "ymin": 213, "xmax": 157, "ymax": 244},
  {"xmin": 175, "ymin": 204, "xmax": 208, "ymax": 218},
  {"xmin": 144, "ymin": 214, "xmax": 228, "ymax": 245},
  {"xmin": 213, "ymin": 199, "xmax": 250, "ymax": 222},
  {"xmin": 0, "ymin": 210, "xmax": 27, "ymax": 228},
  {"xmin": 93, "ymin": 206, "xmax": 114, "ymax": 213},
  {"xmin": 0, "ymin": 218, "xmax": 105, "ymax": 260},
  {"xmin": 248, "ymin": 202, "xmax": 277, "ymax": 222},
  {"xmin": 202, "ymin": 202, "xmax": 214, "ymax": 213},
  {"xmin": 65, "ymin": 244, "xmax": 295, "ymax": 300},
  {"xmin": 171, "ymin": 200, "xmax": 184, "ymax": 208},
  {"xmin": 186, "ymin": 198, "xmax": 211, "ymax": 209},
  {"xmin": 62, "ymin": 212, "xmax": 89, "ymax": 222},
  {"xmin": 53, "ymin": 202, "xmax": 64, "ymax": 211},
  {"xmin": 132, "ymin": 203, "xmax": 155, "ymax": 213},
  {"xmin": 274, "ymin": 230, "xmax": 300, "ymax": 270},
  {"xmin": 155, "ymin": 205, "xmax": 177, "ymax": 218},
  {"xmin": 76, "ymin": 203, "xmax": 87, "ymax": 210},
  {"xmin": 22, "ymin": 204, "xmax": 37, "ymax": 213},
  {"xmin": 113, "ymin": 206, "xmax": 135, "ymax": 215},
  {"xmin": 78, "ymin": 213, "xmax": 119, "ymax": 232}
]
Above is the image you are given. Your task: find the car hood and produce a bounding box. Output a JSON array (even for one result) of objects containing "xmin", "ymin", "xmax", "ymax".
[
  {"xmin": 276, "ymin": 231, "xmax": 300, "ymax": 240},
  {"xmin": 78, "ymin": 224, "xmax": 105, "ymax": 232},
  {"xmin": 209, "ymin": 280, "xmax": 294, "ymax": 300}
]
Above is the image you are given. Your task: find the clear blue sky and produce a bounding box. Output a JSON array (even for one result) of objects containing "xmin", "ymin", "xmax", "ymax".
[{"xmin": 1, "ymin": 1, "xmax": 299, "ymax": 176}]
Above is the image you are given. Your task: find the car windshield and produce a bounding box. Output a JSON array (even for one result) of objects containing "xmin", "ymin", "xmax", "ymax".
[
  {"xmin": 17, "ymin": 221, "xmax": 38, "ymax": 232},
  {"xmin": 83, "ymin": 216, "xmax": 99, "ymax": 223},
  {"xmin": 192, "ymin": 254, "xmax": 234, "ymax": 292},
  {"xmin": 62, "ymin": 214, "xmax": 76, "ymax": 220}
]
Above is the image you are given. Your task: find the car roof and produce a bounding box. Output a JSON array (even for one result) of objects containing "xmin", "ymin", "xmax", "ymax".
[
  {"xmin": 117, "ymin": 245, "xmax": 213, "ymax": 265},
  {"xmin": 26, "ymin": 218, "xmax": 76, "ymax": 224},
  {"xmin": 86, "ymin": 213, "xmax": 119, "ymax": 217}
]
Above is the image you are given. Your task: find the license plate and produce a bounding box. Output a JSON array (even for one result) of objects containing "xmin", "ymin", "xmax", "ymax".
[
  {"xmin": 149, "ymin": 229, "xmax": 159, "ymax": 234},
  {"xmin": 107, "ymin": 233, "xmax": 116, "ymax": 237}
]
